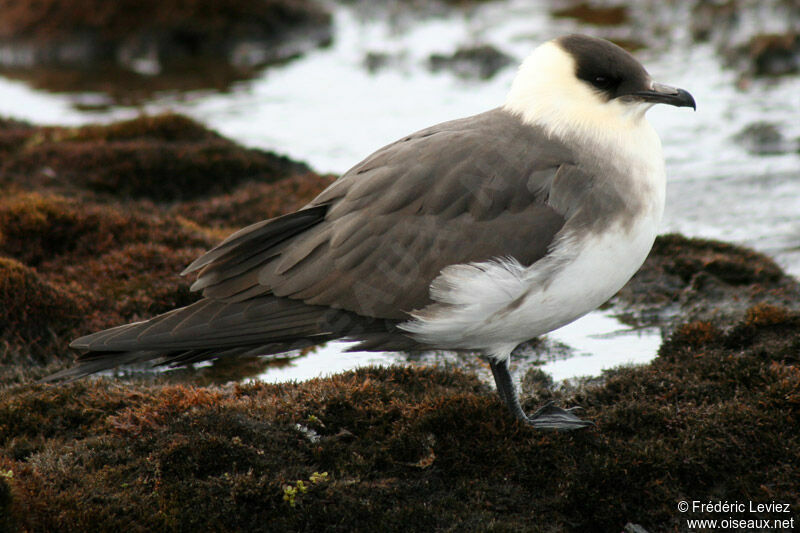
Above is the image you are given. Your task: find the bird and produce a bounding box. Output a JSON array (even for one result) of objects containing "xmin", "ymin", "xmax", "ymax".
[{"xmin": 48, "ymin": 34, "xmax": 695, "ymax": 430}]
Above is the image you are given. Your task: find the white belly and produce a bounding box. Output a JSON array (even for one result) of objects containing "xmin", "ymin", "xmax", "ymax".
[
  {"xmin": 500, "ymin": 217, "xmax": 658, "ymax": 344},
  {"xmin": 399, "ymin": 211, "xmax": 661, "ymax": 361}
]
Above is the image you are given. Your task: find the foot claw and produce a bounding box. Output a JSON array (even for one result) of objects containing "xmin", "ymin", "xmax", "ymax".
[{"xmin": 525, "ymin": 401, "xmax": 594, "ymax": 430}]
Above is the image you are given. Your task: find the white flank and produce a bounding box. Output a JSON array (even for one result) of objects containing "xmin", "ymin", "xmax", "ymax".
[{"xmin": 400, "ymin": 215, "xmax": 661, "ymax": 361}]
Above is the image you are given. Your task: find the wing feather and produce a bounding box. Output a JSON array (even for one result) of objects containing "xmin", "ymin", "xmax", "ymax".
[{"xmin": 191, "ymin": 108, "xmax": 575, "ymax": 319}]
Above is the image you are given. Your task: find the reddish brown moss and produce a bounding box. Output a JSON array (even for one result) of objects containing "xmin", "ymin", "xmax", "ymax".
[
  {"xmin": 651, "ymin": 234, "xmax": 784, "ymax": 285},
  {"xmin": 73, "ymin": 113, "xmax": 221, "ymax": 143},
  {"xmin": 2, "ymin": 306, "xmax": 798, "ymax": 532},
  {"xmin": 0, "ymin": 191, "xmax": 212, "ymax": 364},
  {"xmin": 172, "ymin": 172, "xmax": 336, "ymax": 228},
  {"xmin": 743, "ymin": 302, "xmax": 790, "ymax": 327},
  {"xmin": 0, "ymin": 114, "xmax": 327, "ymax": 367},
  {"xmin": 665, "ymin": 321, "xmax": 722, "ymax": 352},
  {"xmin": 108, "ymin": 385, "xmax": 224, "ymax": 436},
  {"xmin": 0, "ymin": 0, "xmax": 332, "ymax": 101},
  {"xmin": 742, "ymin": 33, "xmax": 800, "ymax": 77},
  {"xmin": 0, "ymin": 116, "xmax": 33, "ymax": 160},
  {"xmin": 0, "ymin": 192, "xmax": 210, "ymax": 267},
  {"xmin": 0, "ymin": 257, "xmax": 83, "ymax": 361},
  {"xmin": 1, "ymin": 114, "xmax": 312, "ymax": 201},
  {"xmin": 0, "ymin": 467, "xmax": 14, "ymax": 533},
  {"xmin": 551, "ymin": 2, "xmax": 629, "ymax": 26},
  {"xmin": 0, "ymin": 63, "xmax": 267, "ymax": 107},
  {"xmin": 722, "ymin": 303, "xmax": 800, "ymax": 359},
  {"xmin": 55, "ymin": 243, "xmax": 204, "ymax": 335}
]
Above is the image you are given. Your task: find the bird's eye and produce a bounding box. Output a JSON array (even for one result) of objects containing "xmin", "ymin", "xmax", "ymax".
[{"xmin": 593, "ymin": 76, "xmax": 611, "ymax": 89}]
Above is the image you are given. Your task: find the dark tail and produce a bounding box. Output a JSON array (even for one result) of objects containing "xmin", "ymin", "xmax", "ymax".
[
  {"xmin": 44, "ymin": 294, "xmax": 423, "ymax": 382},
  {"xmin": 44, "ymin": 295, "xmax": 360, "ymax": 381}
]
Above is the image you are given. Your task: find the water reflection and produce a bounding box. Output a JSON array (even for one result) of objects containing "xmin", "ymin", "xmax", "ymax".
[{"xmin": 248, "ymin": 310, "xmax": 663, "ymax": 385}]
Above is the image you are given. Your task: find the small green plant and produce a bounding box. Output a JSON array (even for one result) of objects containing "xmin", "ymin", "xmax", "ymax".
[
  {"xmin": 309, "ymin": 472, "xmax": 328, "ymax": 484},
  {"xmin": 282, "ymin": 471, "xmax": 329, "ymax": 507},
  {"xmin": 0, "ymin": 469, "xmax": 13, "ymax": 480}
]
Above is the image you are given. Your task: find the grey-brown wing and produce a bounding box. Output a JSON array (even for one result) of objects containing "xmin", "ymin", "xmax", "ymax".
[{"xmin": 188, "ymin": 108, "xmax": 576, "ymax": 320}]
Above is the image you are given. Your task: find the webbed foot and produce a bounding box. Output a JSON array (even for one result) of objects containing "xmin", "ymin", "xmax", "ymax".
[
  {"xmin": 524, "ymin": 401, "xmax": 594, "ymax": 430},
  {"xmin": 489, "ymin": 359, "xmax": 594, "ymax": 431}
]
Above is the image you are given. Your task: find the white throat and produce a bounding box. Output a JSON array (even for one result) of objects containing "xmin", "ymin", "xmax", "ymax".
[{"xmin": 503, "ymin": 41, "xmax": 653, "ymax": 150}]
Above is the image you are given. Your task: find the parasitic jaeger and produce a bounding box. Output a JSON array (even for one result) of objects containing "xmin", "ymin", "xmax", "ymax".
[{"xmin": 48, "ymin": 34, "xmax": 696, "ymax": 429}]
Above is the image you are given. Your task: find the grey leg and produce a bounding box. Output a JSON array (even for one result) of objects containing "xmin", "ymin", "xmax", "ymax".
[{"xmin": 489, "ymin": 358, "xmax": 593, "ymax": 430}]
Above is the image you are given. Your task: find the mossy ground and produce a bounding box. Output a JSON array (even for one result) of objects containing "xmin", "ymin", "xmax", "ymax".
[
  {"xmin": 0, "ymin": 114, "xmax": 312, "ymax": 201},
  {"xmin": 617, "ymin": 233, "xmax": 800, "ymax": 328},
  {"xmin": 1, "ymin": 305, "xmax": 798, "ymax": 532},
  {"xmin": 0, "ymin": 115, "xmax": 330, "ymax": 368},
  {"xmin": 0, "ymin": 115, "xmax": 798, "ymax": 532}
]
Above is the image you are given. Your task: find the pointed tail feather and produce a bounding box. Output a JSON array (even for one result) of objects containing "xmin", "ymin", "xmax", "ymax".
[{"xmin": 45, "ymin": 294, "xmax": 372, "ymax": 382}]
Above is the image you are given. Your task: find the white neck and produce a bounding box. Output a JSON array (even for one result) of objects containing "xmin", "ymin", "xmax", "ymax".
[{"xmin": 503, "ymin": 40, "xmax": 667, "ymax": 221}]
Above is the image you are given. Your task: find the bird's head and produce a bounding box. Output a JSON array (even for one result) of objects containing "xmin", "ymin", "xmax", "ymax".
[{"xmin": 504, "ymin": 34, "xmax": 695, "ymax": 142}]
